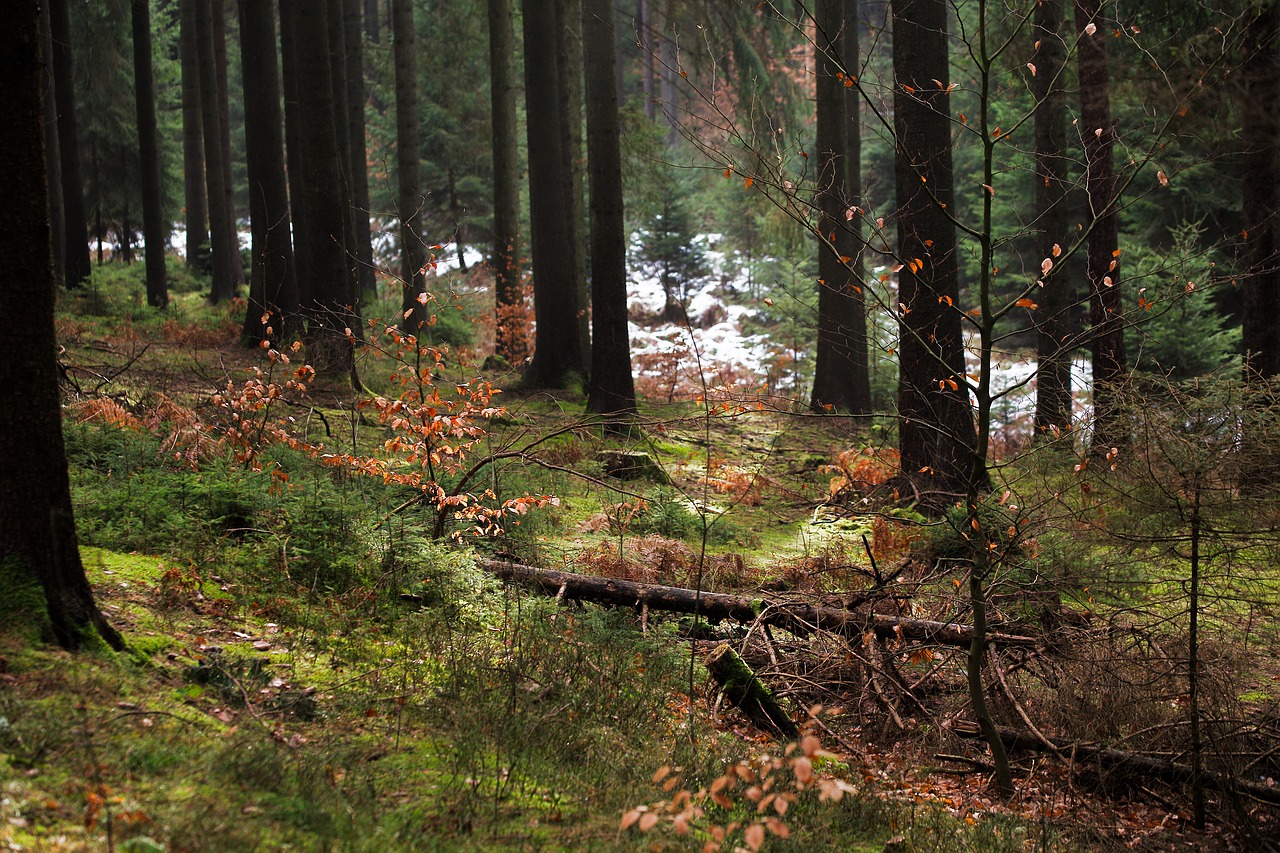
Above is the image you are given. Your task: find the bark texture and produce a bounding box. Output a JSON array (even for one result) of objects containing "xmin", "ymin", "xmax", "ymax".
[
  {"xmin": 393, "ymin": 0, "xmax": 426, "ymax": 333},
  {"xmin": 1032, "ymin": 0, "xmax": 1073, "ymax": 436},
  {"xmin": 892, "ymin": 0, "xmax": 979, "ymax": 507},
  {"xmin": 196, "ymin": 0, "xmax": 235, "ymax": 301},
  {"xmin": 583, "ymin": 0, "xmax": 638, "ymax": 420},
  {"xmin": 239, "ymin": 0, "xmax": 299, "ymax": 342},
  {"xmin": 488, "ymin": 0, "xmax": 524, "ymax": 363},
  {"xmin": 810, "ymin": 0, "xmax": 870, "ymax": 414},
  {"xmin": 1076, "ymin": 0, "xmax": 1125, "ymax": 451},
  {"xmin": 0, "ymin": 4, "xmax": 122, "ymax": 650},
  {"xmin": 179, "ymin": 0, "xmax": 209, "ymax": 272},
  {"xmin": 523, "ymin": 0, "xmax": 588, "ymax": 388},
  {"xmin": 131, "ymin": 0, "xmax": 168, "ymax": 308},
  {"xmin": 48, "ymin": 0, "xmax": 92, "ymax": 287}
]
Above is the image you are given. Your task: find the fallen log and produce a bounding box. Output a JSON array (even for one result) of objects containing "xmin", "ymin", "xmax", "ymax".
[
  {"xmin": 705, "ymin": 643, "xmax": 799, "ymax": 739},
  {"xmin": 479, "ymin": 560, "xmax": 1039, "ymax": 649},
  {"xmin": 952, "ymin": 721, "xmax": 1280, "ymax": 806}
]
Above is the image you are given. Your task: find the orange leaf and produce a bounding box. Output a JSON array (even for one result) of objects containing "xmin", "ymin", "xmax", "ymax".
[{"xmin": 1015, "ymin": 298, "xmax": 1038, "ymax": 309}]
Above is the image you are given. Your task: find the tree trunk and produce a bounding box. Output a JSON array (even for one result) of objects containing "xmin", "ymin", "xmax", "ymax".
[
  {"xmin": 327, "ymin": 0, "xmax": 357, "ymax": 304},
  {"xmin": 239, "ymin": 0, "xmax": 299, "ymax": 343},
  {"xmin": 0, "ymin": 5, "xmax": 122, "ymax": 651},
  {"xmin": 1242, "ymin": 2, "xmax": 1280, "ymax": 382},
  {"xmin": 488, "ymin": 0, "xmax": 525, "ymax": 363},
  {"xmin": 48, "ymin": 0, "xmax": 92, "ymax": 287},
  {"xmin": 523, "ymin": 0, "xmax": 588, "ymax": 388},
  {"xmin": 892, "ymin": 0, "xmax": 980, "ymax": 507},
  {"xmin": 658, "ymin": 0, "xmax": 678, "ymax": 146},
  {"xmin": 196, "ymin": 0, "xmax": 234, "ymax": 301},
  {"xmin": 952, "ymin": 720, "xmax": 1280, "ymax": 807},
  {"xmin": 344, "ymin": 0, "xmax": 377, "ymax": 296},
  {"xmin": 392, "ymin": 0, "xmax": 426, "ymax": 334},
  {"xmin": 295, "ymin": 0, "xmax": 360, "ymax": 386},
  {"xmin": 479, "ymin": 560, "xmax": 1040, "ymax": 648},
  {"xmin": 131, "ymin": 0, "xmax": 168, "ymax": 308},
  {"xmin": 809, "ymin": 0, "xmax": 870, "ymax": 414},
  {"xmin": 364, "ymin": 0, "xmax": 380, "ymax": 42},
  {"xmin": 639, "ymin": 0, "xmax": 656, "ymax": 122},
  {"xmin": 279, "ymin": 0, "xmax": 310, "ymax": 303},
  {"xmin": 1076, "ymin": 0, "xmax": 1125, "ymax": 452},
  {"xmin": 40, "ymin": 1, "xmax": 65, "ymax": 287},
  {"xmin": 583, "ymin": 0, "xmax": 638, "ymax": 421},
  {"xmin": 556, "ymin": 0, "xmax": 590, "ymax": 361},
  {"xmin": 212, "ymin": 0, "xmax": 244, "ymax": 289},
  {"xmin": 179, "ymin": 0, "xmax": 209, "ymax": 273},
  {"xmin": 1032, "ymin": 0, "xmax": 1072, "ymax": 437}
]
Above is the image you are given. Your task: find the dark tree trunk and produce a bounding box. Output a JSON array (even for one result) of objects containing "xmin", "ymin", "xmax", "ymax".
[
  {"xmin": 279, "ymin": 0, "xmax": 310, "ymax": 303},
  {"xmin": 1032, "ymin": 0, "xmax": 1072, "ymax": 437},
  {"xmin": 48, "ymin": 0, "xmax": 92, "ymax": 287},
  {"xmin": 393, "ymin": 0, "xmax": 426, "ymax": 333},
  {"xmin": 488, "ymin": 0, "xmax": 524, "ymax": 363},
  {"xmin": 583, "ymin": 0, "xmax": 638, "ymax": 420},
  {"xmin": 1, "ymin": 5, "xmax": 122, "ymax": 651},
  {"xmin": 239, "ymin": 0, "xmax": 299, "ymax": 343},
  {"xmin": 1242, "ymin": 2, "xmax": 1280, "ymax": 382},
  {"xmin": 41, "ymin": 1, "xmax": 65, "ymax": 287},
  {"xmin": 179, "ymin": 0, "xmax": 209, "ymax": 272},
  {"xmin": 658, "ymin": 0, "xmax": 678, "ymax": 146},
  {"xmin": 809, "ymin": 0, "xmax": 870, "ymax": 414},
  {"xmin": 523, "ymin": 0, "xmax": 588, "ymax": 388},
  {"xmin": 212, "ymin": 0, "xmax": 243, "ymax": 289},
  {"xmin": 364, "ymin": 0, "xmax": 380, "ymax": 42},
  {"xmin": 196, "ymin": 0, "xmax": 234, "ymax": 301},
  {"xmin": 892, "ymin": 0, "xmax": 979, "ymax": 506},
  {"xmin": 639, "ymin": 0, "xmax": 656, "ymax": 121},
  {"xmin": 344, "ymin": 0, "xmax": 377, "ymax": 296},
  {"xmin": 327, "ymin": 0, "xmax": 356, "ymax": 282},
  {"xmin": 295, "ymin": 0, "xmax": 360, "ymax": 386},
  {"xmin": 556, "ymin": 0, "xmax": 590, "ymax": 360},
  {"xmin": 131, "ymin": 0, "xmax": 169, "ymax": 308},
  {"xmin": 1076, "ymin": 0, "xmax": 1125, "ymax": 451}
]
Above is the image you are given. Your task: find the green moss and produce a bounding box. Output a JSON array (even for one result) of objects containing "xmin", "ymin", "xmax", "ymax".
[{"xmin": 0, "ymin": 558, "xmax": 51, "ymax": 644}]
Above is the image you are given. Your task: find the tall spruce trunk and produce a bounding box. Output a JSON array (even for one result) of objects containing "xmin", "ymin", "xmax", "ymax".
[
  {"xmin": 40, "ymin": 2, "xmax": 65, "ymax": 287},
  {"xmin": 1075, "ymin": 0, "xmax": 1125, "ymax": 452},
  {"xmin": 326, "ymin": 0, "xmax": 360, "ymax": 321},
  {"xmin": 179, "ymin": 0, "xmax": 209, "ymax": 272},
  {"xmin": 279, "ymin": 0, "xmax": 310, "ymax": 302},
  {"xmin": 0, "ymin": 4, "xmax": 122, "ymax": 650},
  {"xmin": 556, "ymin": 0, "xmax": 590, "ymax": 360},
  {"xmin": 196, "ymin": 0, "xmax": 234, "ymax": 301},
  {"xmin": 523, "ymin": 0, "xmax": 588, "ymax": 388},
  {"xmin": 583, "ymin": 0, "xmax": 637, "ymax": 420},
  {"xmin": 1242, "ymin": 2, "xmax": 1280, "ymax": 381},
  {"xmin": 892, "ymin": 0, "xmax": 981, "ymax": 506},
  {"xmin": 392, "ymin": 0, "xmax": 426, "ymax": 333},
  {"xmin": 809, "ymin": 0, "xmax": 870, "ymax": 414},
  {"xmin": 1032, "ymin": 0, "xmax": 1072, "ymax": 437},
  {"xmin": 239, "ymin": 0, "xmax": 299, "ymax": 342},
  {"xmin": 48, "ymin": 0, "xmax": 92, "ymax": 287},
  {"xmin": 488, "ymin": 0, "xmax": 524, "ymax": 363},
  {"xmin": 344, "ymin": 0, "xmax": 377, "ymax": 295},
  {"xmin": 295, "ymin": 0, "xmax": 360, "ymax": 386},
  {"xmin": 131, "ymin": 0, "xmax": 169, "ymax": 308},
  {"xmin": 212, "ymin": 0, "xmax": 243, "ymax": 288}
]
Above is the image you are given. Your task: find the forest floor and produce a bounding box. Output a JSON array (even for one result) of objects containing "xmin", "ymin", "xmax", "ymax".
[{"xmin": 1, "ymin": 262, "xmax": 1275, "ymax": 851}]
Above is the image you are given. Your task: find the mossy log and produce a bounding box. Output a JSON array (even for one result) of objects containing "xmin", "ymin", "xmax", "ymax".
[
  {"xmin": 595, "ymin": 450, "xmax": 669, "ymax": 483},
  {"xmin": 479, "ymin": 560, "xmax": 1039, "ymax": 649},
  {"xmin": 705, "ymin": 642, "xmax": 799, "ymax": 738}
]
